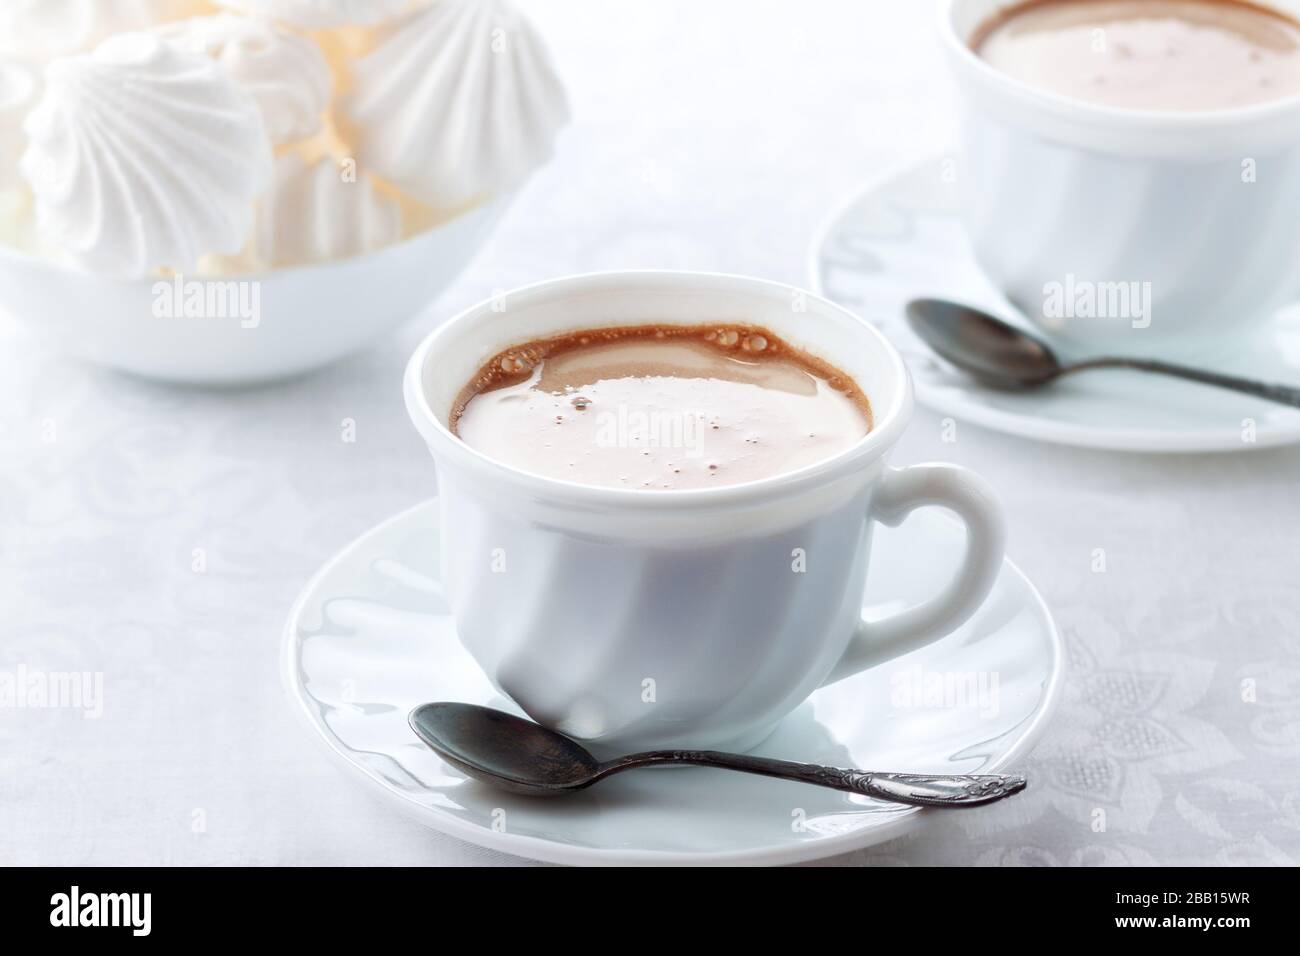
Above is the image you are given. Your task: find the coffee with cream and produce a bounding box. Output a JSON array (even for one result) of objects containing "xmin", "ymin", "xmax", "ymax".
[
  {"xmin": 973, "ymin": 0, "xmax": 1300, "ymax": 111},
  {"xmin": 450, "ymin": 325, "xmax": 872, "ymax": 491}
]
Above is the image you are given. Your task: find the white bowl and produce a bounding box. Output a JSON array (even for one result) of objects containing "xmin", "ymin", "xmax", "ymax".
[{"xmin": 0, "ymin": 197, "xmax": 509, "ymax": 386}]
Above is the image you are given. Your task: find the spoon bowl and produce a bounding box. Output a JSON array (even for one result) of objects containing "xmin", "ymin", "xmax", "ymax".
[
  {"xmin": 906, "ymin": 298, "xmax": 1063, "ymax": 387},
  {"xmin": 410, "ymin": 702, "xmax": 600, "ymax": 795},
  {"xmin": 905, "ymin": 298, "xmax": 1300, "ymax": 407}
]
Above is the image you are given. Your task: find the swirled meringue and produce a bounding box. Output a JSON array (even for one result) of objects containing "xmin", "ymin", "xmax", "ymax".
[
  {"xmin": 338, "ymin": 0, "xmax": 569, "ymax": 209},
  {"xmin": 204, "ymin": 153, "xmax": 402, "ymax": 273},
  {"xmin": 254, "ymin": 153, "xmax": 402, "ymax": 267},
  {"xmin": 1, "ymin": 60, "xmax": 39, "ymax": 185},
  {"xmin": 157, "ymin": 14, "xmax": 332, "ymax": 145},
  {"xmin": 0, "ymin": 0, "xmax": 205, "ymax": 61},
  {"xmin": 21, "ymin": 33, "xmax": 272, "ymax": 278},
  {"xmin": 212, "ymin": 0, "xmax": 417, "ymax": 29}
]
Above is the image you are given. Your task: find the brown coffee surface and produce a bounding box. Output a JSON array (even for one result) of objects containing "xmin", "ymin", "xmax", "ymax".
[
  {"xmin": 973, "ymin": 0, "xmax": 1300, "ymax": 111},
  {"xmin": 450, "ymin": 325, "xmax": 873, "ymax": 491}
]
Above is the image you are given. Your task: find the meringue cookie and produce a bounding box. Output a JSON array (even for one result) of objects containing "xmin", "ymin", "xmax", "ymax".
[
  {"xmin": 338, "ymin": 0, "xmax": 569, "ymax": 209},
  {"xmin": 21, "ymin": 33, "xmax": 272, "ymax": 278},
  {"xmin": 0, "ymin": 0, "xmax": 205, "ymax": 61},
  {"xmin": 207, "ymin": 153, "xmax": 401, "ymax": 272},
  {"xmin": 212, "ymin": 0, "xmax": 417, "ymax": 29},
  {"xmin": 1, "ymin": 60, "xmax": 39, "ymax": 185},
  {"xmin": 157, "ymin": 14, "xmax": 332, "ymax": 145}
]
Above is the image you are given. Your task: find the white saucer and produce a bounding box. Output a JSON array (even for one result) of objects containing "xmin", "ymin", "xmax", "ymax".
[
  {"xmin": 810, "ymin": 157, "xmax": 1300, "ymax": 453},
  {"xmin": 283, "ymin": 500, "xmax": 1063, "ymax": 866}
]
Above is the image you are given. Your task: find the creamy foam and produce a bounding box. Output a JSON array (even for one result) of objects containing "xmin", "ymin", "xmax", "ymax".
[
  {"xmin": 973, "ymin": 0, "xmax": 1300, "ymax": 111},
  {"xmin": 450, "ymin": 325, "xmax": 872, "ymax": 491}
]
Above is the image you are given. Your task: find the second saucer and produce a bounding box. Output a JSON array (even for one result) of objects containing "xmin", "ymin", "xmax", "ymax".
[{"xmin": 810, "ymin": 157, "xmax": 1300, "ymax": 454}]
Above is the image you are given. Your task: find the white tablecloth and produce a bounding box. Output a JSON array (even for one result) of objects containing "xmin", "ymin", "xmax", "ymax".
[{"xmin": 3, "ymin": 0, "xmax": 1298, "ymax": 867}]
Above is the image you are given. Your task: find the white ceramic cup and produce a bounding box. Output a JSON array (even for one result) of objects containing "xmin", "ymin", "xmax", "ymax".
[
  {"xmin": 942, "ymin": 0, "xmax": 1300, "ymax": 360},
  {"xmin": 405, "ymin": 272, "xmax": 1006, "ymax": 754}
]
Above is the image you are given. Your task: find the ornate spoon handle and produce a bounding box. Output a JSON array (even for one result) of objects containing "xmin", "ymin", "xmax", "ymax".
[
  {"xmin": 847, "ymin": 771, "xmax": 1027, "ymax": 807},
  {"xmin": 596, "ymin": 751, "xmax": 1027, "ymax": 808}
]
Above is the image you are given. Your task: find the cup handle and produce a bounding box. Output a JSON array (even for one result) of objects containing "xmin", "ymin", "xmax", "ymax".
[{"xmin": 822, "ymin": 463, "xmax": 1006, "ymax": 686}]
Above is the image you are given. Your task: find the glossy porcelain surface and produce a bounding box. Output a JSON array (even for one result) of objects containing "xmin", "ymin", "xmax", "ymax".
[
  {"xmin": 0, "ymin": 197, "xmax": 507, "ymax": 386},
  {"xmin": 404, "ymin": 271, "xmax": 1006, "ymax": 754},
  {"xmin": 282, "ymin": 499, "xmax": 1062, "ymax": 866},
  {"xmin": 943, "ymin": 0, "xmax": 1300, "ymax": 359},
  {"xmin": 811, "ymin": 158, "xmax": 1300, "ymax": 452}
]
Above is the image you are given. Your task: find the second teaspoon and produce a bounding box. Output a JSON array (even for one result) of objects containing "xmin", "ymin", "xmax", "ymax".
[{"xmin": 906, "ymin": 298, "xmax": 1300, "ymax": 408}]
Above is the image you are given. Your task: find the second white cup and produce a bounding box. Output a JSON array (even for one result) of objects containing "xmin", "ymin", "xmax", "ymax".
[{"xmin": 942, "ymin": 0, "xmax": 1300, "ymax": 360}]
